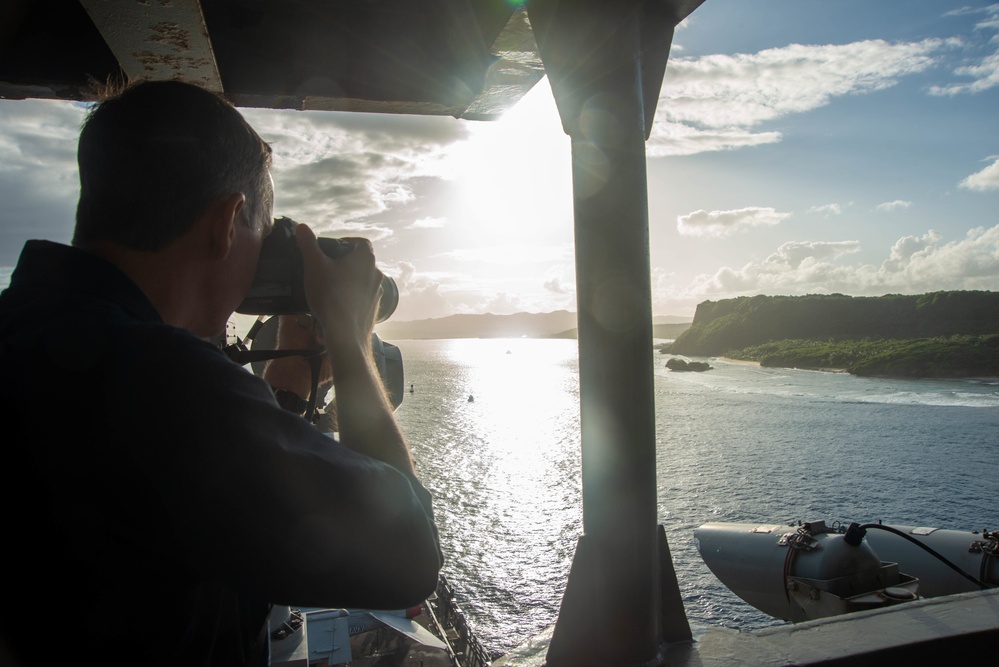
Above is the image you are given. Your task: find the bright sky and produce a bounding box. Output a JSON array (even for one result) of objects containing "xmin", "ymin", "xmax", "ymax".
[{"xmin": 1, "ymin": 1, "xmax": 998, "ymax": 320}]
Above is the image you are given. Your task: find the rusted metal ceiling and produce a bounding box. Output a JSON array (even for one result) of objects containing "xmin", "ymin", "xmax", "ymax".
[
  {"xmin": 0, "ymin": 0, "xmax": 543, "ymax": 119},
  {"xmin": 0, "ymin": 0, "xmax": 702, "ymax": 120}
]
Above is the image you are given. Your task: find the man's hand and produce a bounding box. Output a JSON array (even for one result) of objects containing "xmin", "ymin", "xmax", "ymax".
[
  {"xmin": 293, "ymin": 222, "xmax": 413, "ymax": 473},
  {"xmin": 295, "ymin": 223, "xmax": 382, "ymax": 353}
]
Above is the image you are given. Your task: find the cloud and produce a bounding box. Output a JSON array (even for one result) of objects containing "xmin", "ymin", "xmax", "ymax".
[
  {"xmin": 763, "ymin": 240, "xmax": 861, "ymax": 269},
  {"xmin": 385, "ymin": 249, "xmax": 578, "ymax": 320},
  {"xmin": 943, "ymin": 7, "xmax": 977, "ymax": 18},
  {"xmin": 276, "ymin": 155, "xmax": 415, "ymax": 228},
  {"xmin": 668, "ymin": 13, "xmax": 695, "ymax": 51},
  {"xmin": 931, "ymin": 6, "xmax": 999, "ymax": 94},
  {"xmin": 544, "ymin": 277, "xmax": 569, "ymax": 294},
  {"xmin": 929, "ymin": 50, "xmax": 999, "ymax": 94},
  {"xmin": 0, "ymin": 100, "xmax": 87, "ymax": 264},
  {"xmin": 0, "ymin": 99, "xmax": 469, "ymax": 262},
  {"xmin": 240, "ymin": 108, "xmax": 469, "ymax": 234},
  {"xmin": 0, "ymin": 102, "xmax": 84, "ymax": 174},
  {"xmin": 393, "ymin": 280, "xmax": 452, "ymax": 322},
  {"xmin": 959, "ymin": 157, "xmax": 999, "ymax": 191},
  {"xmin": 648, "ymin": 121, "xmax": 781, "ymax": 156},
  {"xmin": 677, "ymin": 207, "xmax": 791, "ymax": 237},
  {"xmin": 484, "ymin": 292, "xmax": 522, "ymax": 315},
  {"xmin": 680, "ymin": 224, "xmax": 999, "ymax": 299},
  {"xmin": 386, "ymin": 260, "xmax": 455, "ymax": 321},
  {"xmin": 809, "ymin": 203, "xmax": 842, "ymax": 216},
  {"xmin": 944, "ymin": 4, "xmax": 999, "ymax": 30},
  {"xmin": 408, "ymin": 217, "xmax": 447, "ymax": 229},
  {"xmin": 881, "ymin": 230, "xmax": 942, "ymax": 271},
  {"xmin": 648, "ymin": 39, "xmax": 947, "ymax": 156},
  {"xmin": 875, "ymin": 200, "xmax": 913, "ymax": 212}
]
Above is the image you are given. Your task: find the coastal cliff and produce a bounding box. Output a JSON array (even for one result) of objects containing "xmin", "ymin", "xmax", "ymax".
[{"xmin": 668, "ymin": 292, "xmax": 999, "ymax": 378}]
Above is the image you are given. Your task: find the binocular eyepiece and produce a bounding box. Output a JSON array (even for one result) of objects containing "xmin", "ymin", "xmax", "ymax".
[{"xmin": 236, "ymin": 216, "xmax": 399, "ymax": 322}]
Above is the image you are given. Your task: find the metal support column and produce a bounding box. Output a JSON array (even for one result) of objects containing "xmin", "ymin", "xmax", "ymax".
[{"xmin": 526, "ymin": 1, "xmax": 694, "ymax": 663}]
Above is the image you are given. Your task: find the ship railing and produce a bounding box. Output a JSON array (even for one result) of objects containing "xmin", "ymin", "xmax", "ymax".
[{"xmin": 425, "ymin": 574, "xmax": 493, "ymax": 667}]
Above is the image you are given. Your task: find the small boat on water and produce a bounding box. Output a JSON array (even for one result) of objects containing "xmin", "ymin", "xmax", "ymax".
[{"xmin": 695, "ymin": 520, "xmax": 998, "ymax": 623}]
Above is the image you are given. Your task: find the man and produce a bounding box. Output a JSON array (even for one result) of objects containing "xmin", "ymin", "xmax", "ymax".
[{"xmin": 0, "ymin": 81, "xmax": 441, "ymax": 666}]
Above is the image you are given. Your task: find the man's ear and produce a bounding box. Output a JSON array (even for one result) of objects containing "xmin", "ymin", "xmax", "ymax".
[{"xmin": 207, "ymin": 193, "xmax": 246, "ymax": 260}]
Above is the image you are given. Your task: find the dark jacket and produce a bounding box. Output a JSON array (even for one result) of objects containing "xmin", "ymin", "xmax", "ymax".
[{"xmin": 0, "ymin": 241, "xmax": 441, "ymax": 666}]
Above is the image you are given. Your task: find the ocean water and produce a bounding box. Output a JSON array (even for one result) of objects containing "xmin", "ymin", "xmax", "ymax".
[{"xmin": 391, "ymin": 338, "xmax": 999, "ymax": 657}]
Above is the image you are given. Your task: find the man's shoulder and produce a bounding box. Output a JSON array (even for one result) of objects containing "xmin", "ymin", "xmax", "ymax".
[
  {"xmin": 1, "ymin": 240, "xmax": 161, "ymax": 334},
  {"xmin": 1, "ymin": 274, "xmax": 254, "ymax": 398},
  {"xmin": 113, "ymin": 318, "xmax": 252, "ymax": 381}
]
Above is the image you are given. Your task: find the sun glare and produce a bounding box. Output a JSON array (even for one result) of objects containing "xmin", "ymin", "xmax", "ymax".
[{"xmin": 446, "ymin": 79, "xmax": 573, "ymax": 244}]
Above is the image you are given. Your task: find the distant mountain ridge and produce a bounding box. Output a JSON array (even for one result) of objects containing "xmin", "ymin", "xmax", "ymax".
[{"xmin": 376, "ymin": 311, "xmax": 691, "ymax": 340}]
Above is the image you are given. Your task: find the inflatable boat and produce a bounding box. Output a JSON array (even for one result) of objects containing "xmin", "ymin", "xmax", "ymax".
[{"xmin": 695, "ymin": 520, "xmax": 998, "ymax": 622}]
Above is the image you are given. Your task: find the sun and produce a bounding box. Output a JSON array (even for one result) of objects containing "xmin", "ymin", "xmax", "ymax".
[{"xmin": 446, "ymin": 78, "xmax": 574, "ymax": 244}]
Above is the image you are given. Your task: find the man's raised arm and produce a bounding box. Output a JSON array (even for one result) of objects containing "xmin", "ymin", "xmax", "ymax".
[{"xmin": 293, "ymin": 223, "xmax": 415, "ymax": 473}]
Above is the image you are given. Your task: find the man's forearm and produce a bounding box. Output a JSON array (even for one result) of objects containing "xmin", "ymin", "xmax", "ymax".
[
  {"xmin": 292, "ymin": 224, "xmax": 414, "ymax": 472},
  {"xmin": 328, "ymin": 339, "xmax": 414, "ymax": 474}
]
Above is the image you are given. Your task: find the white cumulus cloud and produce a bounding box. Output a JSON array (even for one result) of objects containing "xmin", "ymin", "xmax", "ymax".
[
  {"xmin": 677, "ymin": 207, "xmax": 791, "ymax": 237},
  {"xmin": 881, "ymin": 230, "xmax": 942, "ymax": 272},
  {"xmin": 763, "ymin": 240, "xmax": 861, "ymax": 270},
  {"xmin": 681, "ymin": 224, "xmax": 999, "ymax": 300},
  {"xmin": 959, "ymin": 157, "xmax": 999, "ymax": 191}
]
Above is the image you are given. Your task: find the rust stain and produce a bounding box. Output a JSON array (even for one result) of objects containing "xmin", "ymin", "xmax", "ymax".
[
  {"xmin": 132, "ymin": 50, "xmax": 212, "ymax": 71},
  {"xmin": 149, "ymin": 21, "xmax": 191, "ymax": 52}
]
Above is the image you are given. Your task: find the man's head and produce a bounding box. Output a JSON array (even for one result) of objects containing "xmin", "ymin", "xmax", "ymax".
[
  {"xmin": 71, "ymin": 80, "xmax": 276, "ymax": 337},
  {"xmin": 73, "ymin": 80, "xmax": 273, "ymax": 250}
]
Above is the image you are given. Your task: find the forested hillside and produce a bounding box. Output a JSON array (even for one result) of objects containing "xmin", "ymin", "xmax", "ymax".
[
  {"xmin": 670, "ymin": 292, "xmax": 999, "ymax": 356},
  {"xmin": 667, "ymin": 292, "xmax": 999, "ymax": 378}
]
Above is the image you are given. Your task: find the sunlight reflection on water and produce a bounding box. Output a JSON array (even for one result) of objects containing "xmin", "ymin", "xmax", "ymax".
[
  {"xmin": 399, "ymin": 339, "xmax": 582, "ymax": 653},
  {"xmin": 395, "ymin": 341, "xmax": 999, "ymax": 656}
]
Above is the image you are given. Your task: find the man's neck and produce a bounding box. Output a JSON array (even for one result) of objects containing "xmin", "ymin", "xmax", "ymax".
[{"xmin": 80, "ymin": 240, "xmax": 217, "ymax": 336}]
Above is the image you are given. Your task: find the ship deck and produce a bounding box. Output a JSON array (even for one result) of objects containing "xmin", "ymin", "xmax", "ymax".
[{"xmin": 492, "ymin": 588, "xmax": 999, "ymax": 666}]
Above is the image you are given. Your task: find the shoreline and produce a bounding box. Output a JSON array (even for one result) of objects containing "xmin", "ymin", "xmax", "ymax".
[
  {"xmin": 715, "ymin": 357, "xmax": 998, "ymax": 381},
  {"xmin": 717, "ymin": 356, "xmax": 848, "ymax": 373},
  {"xmin": 716, "ymin": 357, "xmax": 761, "ymax": 367}
]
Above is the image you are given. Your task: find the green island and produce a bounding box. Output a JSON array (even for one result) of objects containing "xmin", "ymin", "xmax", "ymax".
[{"xmin": 663, "ymin": 291, "xmax": 999, "ymax": 379}]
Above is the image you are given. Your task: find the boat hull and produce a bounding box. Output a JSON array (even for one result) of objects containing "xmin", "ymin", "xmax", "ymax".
[{"xmin": 695, "ymin": 521, "xmax": 997, "ymax": 622}]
